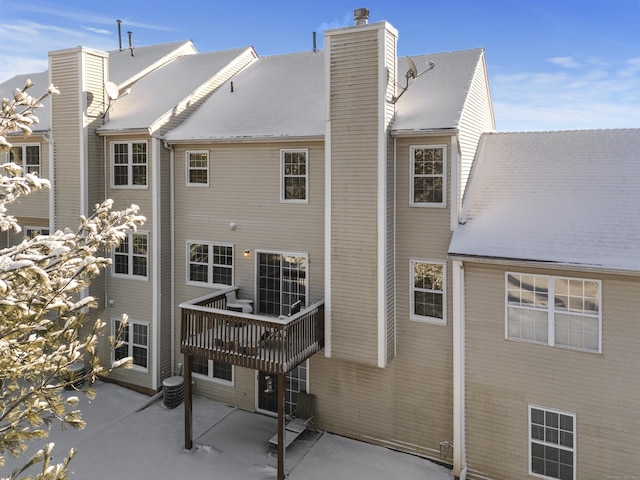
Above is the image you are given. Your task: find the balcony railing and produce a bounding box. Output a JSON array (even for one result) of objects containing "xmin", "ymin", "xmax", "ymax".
[{"xmin": 180, "ymin": 288, "xmax": 325, "ymax": 374}]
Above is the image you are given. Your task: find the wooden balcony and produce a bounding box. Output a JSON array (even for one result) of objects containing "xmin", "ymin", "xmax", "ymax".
[{"xmin": 180, "ymin": 288, "xmax": 325, "ymax": 375}]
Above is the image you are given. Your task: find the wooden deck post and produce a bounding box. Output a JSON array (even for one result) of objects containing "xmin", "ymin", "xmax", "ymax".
[
  {"xmin": 277, "ymin": 372, "xmax": 286, "ymax": 480},
  {"xmin": 184, "ymin": 354, "xmax": 193, "ymax": 450}
]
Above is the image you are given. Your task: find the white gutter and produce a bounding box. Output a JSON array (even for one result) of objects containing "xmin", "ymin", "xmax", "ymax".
[
  {"xmin": 151, "ymin": 137, "xmax": 161, "ymax": 391},
  {"xmin": 43, "ymin": 134, "xmax": 55, "ymax": 232},
  {"xmin": 164, "ymin": 140, "xmax": 176, "ymax": 376},
  {"xmin": 452, "ymin": 259, "xmax": 466, "ymax": 479}
]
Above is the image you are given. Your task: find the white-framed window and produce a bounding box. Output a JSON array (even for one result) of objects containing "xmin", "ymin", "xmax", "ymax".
[
  {"xmin": 191, "ymin": 357, "xmax": 233, "ymax": 385},
  {"xmin": 113, "ymin": 318, "xmax": 149, "ymax": 371},
  {"xmin": 186, "ymin": 150, "xmax": 209, "ymax": 186},
  {"xmin": 410, "ymin": 145, "xmax": 446, "ymax": 207},
  {"xmin": 529, "ymin": 405, "xmax": 576, "ymax": 480},
  {"xmin": 506, "ymin": 273, "xmax": 601, "ymax": 353},
  {"xmin": 187, "ymin": 241, "xmax": 233, "ymax": 287},
  {"xmin": 24, "ymin": 226, "xmax": 49, "ymax": 240},
  {"xmin": 111, "ymin": 141, "xmax": 147, "ymax": 187},
  {"xmin": 7, "ymin": 144, "xmax": 41, "ymax": 176},
  {"xmin": 280, "ymin": 149, "xmax": 308, "ymax": 203},
  {"xmin": 113, "ymin": 232, "xmax": 148, "ymax": 279},
  {"xmin": 410, "ymin": 259, "xmax": 446, "ymax": 325}
]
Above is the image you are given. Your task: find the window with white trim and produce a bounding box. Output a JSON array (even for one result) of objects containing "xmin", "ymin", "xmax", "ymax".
[
  {"xmin": 186, "ymin": 150, "xmax": 209, "ymax": 186},
  {"xmin": 7, "ymin": 144, "xmax": 41, "ymax": 176},
  {"xmin": 410, "ymin": 260, "xmax": 446, "ymax": 324},
  {"xmin": 113, "ymin": 232, "xmax": 148, "ymax": 278},
  {"xmin": 187, "ymin": 242, "xmax": 233, "ymax": 286},
  {"xmin": 530, "ymin": 405, "xmax": 575, "ymax": 480},
  {"xmin": 281, "ymin": 149, "xmax": 308, "ymax": 203},
  {"xmin": 113, "ymin": 318, "xmax": 149, "ymax": 371},
  {"xmin": 191, "ymin": 357, "xmax": 233, "ymax": 384},
  {"xmin": 506, "ymin": 273, "xmax": 601, "ymax": 352},
  {"xmin": 24, "ymin": 226, "xmax": 49, "ymax": 240},
  {"xmin": 111, "ymin": 141, "xmax": 147, "ymax": 187},
  {"xmin": 410, "ymin": 145, "xmax": 446, "ymax": 207}
]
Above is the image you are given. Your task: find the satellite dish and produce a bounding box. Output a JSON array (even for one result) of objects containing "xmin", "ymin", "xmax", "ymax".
[
  {"xmin": 105, "ymin": 81, "xmax": 119, "ymax": 101},
  {"xmin": 407, "ymin": 57, "xmax": 418, "ymax": 79}
]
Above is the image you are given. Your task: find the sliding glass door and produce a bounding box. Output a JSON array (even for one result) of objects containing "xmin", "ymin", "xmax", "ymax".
[{"xmin": 257, "ymin": 251, "xmax": 307, "ymax": 316}]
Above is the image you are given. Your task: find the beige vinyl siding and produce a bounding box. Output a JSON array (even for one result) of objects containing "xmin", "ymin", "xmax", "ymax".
[
  {"xmin": 385, "ymin": 137, "xmax": 395, "ymax": 362},
  {"xmin": 328, "ymin": 27, "xmax": 382, "ymax": 367},
  {"xmin": 3, "ymin": 136, "xmax": 50, "ymax": 220},
  {"xmin": 309, "ymin": 132, "xmax": 455, "ymax": 467},
  {"xmin": 99, "ymin": 134, "xmax": 155, "ymax": 390},
  {"xmin": 173, "ymin": 141, "xmax": 325, "ymax": 405},
  {"xmin": 85, "ymin": 54, "xmax": 108, "ymax": 304},
  {"xmin": 464, "ymin": 263, "xmax": 640, "ymax": 480},
  {"xmin": 457, "ymin": 51, "xmax": 494, "ymax": 198},
  {"xmin": 50, "ymin": 51, "xmax": 82, "ymax": 231},
  {"xmin": 85, "ymin": 54, "xmax": 107, "ymax": 211}
]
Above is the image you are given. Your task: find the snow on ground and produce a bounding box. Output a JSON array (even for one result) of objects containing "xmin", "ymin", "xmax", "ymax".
[{"xmin": 2, "ymin": 381, "xmax": 453, "ymax": 480}]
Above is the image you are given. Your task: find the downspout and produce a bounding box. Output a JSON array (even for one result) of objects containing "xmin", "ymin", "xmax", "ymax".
[
  {"xmin": 43, "ymin": 134, "xmax": 55, "ymax": 232},
  {"xmin": 163, "ymin": 140, "xmax": 176, "ymax": 376},
  {"xmin": 151, "ymin": 136, "xmax": 161, "ymax": 391},
  {"xmin": 452, "ymin": 259, "xmax": 466, "ymax": 479}
]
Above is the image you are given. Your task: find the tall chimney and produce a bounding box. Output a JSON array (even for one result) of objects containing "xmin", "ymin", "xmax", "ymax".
[
  {"xmin": 353, "ymin": 8, "xmax": 369, "ymax": 25},
  {"xmin": 117, "ymin": 20, "xmax": 123, "ymax": 51},
  {"xmin": 128, "ymin": 31, "xmax": 134, "ymax": 56}
]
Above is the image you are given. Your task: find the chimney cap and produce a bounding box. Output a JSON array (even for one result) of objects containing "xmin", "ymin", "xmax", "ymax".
[{"xmin": 354, "ymin": 8, "xmax": 369, "ymax": 25}]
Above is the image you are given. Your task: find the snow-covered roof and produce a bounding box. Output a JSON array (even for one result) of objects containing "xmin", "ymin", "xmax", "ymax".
[
  {"xmin": 108, "ymin": 40, "xmax": 197, "ymax": 88},
  {"xmin": 100, "ymin": 47, "xmax": 255, "ymax": 134},
  {"xmin": 449, "ymin": 129, "xmax": 640, "ymax": 272},
  {"xmin": 0, "ymin": 70, "xmax": 51, "ymax": 133},
  {"xmin": 164, "ymin": 50, "xmax": 326, "ymax": 142},
  {"xmin": 392, "ymin": 48, "xmax": 485, "ymax": 133}
]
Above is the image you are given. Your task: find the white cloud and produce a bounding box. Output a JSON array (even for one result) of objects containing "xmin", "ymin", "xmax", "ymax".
[
  {"xmin": 491, "ymin": 58, "xmax": 640, "ymax": 131},
  {"xmin": 548, "ymin": 56, "xmax": 580, "ymax": 68}
]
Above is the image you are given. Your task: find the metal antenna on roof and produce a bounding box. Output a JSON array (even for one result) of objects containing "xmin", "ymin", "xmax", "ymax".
[
  {"xmin": 128, "ymin": 31, "xmax": 134, "ymax": 57},
  {"xmin": 392, "ymin": 57, "xmax": 435, "ymax": 103},
  {"xmin": 117, "ymin": 20, "xmax": 123, "ymax": 51}
]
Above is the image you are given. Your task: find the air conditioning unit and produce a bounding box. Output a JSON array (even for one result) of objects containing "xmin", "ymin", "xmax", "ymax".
[{"xmin": 162, "ymin": 376, "xmax": 184, "ymax": 409}]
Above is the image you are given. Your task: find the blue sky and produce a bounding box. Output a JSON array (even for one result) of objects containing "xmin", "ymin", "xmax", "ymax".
[{"xmin": 1, "ymin": 0, "xmax": 639, "ymax": 131}]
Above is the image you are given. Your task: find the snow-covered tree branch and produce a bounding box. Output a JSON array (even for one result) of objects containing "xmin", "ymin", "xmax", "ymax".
[{"xmin": 0, "ymin": 79, "xmax": 146, "ymax": 479}]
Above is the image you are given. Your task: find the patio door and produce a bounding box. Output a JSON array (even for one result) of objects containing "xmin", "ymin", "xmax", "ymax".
[
  {"xmin": 257, "ymin": 251, "xmax": 307, "ymax": 316},
  {"xmin": 257, "ymin": 362, "xmax": 308, "ymax": 415}
]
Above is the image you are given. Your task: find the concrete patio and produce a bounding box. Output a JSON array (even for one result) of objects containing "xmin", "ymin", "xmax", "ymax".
[{"xmin": 3, "ymin": 381, "xmax": 454, "ymax": 479}]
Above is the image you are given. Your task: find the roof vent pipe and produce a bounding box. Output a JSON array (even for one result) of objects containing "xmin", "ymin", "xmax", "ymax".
[
  {"xmin": 312, "ymin": 31, "xmax": 318, "ymax": 53},
  {"xmin": 354, "ymin": 8, "xmax": 369, "ymax": 25},
  {"xmin": 117, "ymin": 20, "xmax": 123, "ymax": 51},
  {"xmin": 128, "ymin": 31, "xmax": 134, "ymax": 56}
]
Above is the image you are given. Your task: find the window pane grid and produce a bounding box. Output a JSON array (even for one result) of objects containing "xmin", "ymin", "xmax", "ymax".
[
  {"xmin": 506, "ymin": 273, "xmax": 600, "ymax": 352},
  {"xmin": 412, "ymin": 146, "xmax": 445, "ymax": 205},
  {"xmin": 113, "ymin": 233, "xmax": 148, "ymax": 278},
  {"xmin": 531, "ymin": 407, "xmax": 575, "ymax": 480},
  {"xmin": 187, "ymin": 242, "xmax": 233, "ymax": 286},
  {"xmin": 112, "ymin": 142, "xmax": 147, "ymax": 187},
  {"xmin": 411, "ymin": 261, "xmax": 445, "ymax": 322},
  {"xmin": 187, "ymin": 152, "xmax": 209, "ymax": 185},
  {"xmin": 282, "ymin": 150, "xmax": 307, "ymax": 201},
  {"xmin": 113, "ymin": 320, "xmax": 148, "ymax": 370}
]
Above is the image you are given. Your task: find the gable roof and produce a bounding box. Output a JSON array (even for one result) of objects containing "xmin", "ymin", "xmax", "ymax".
[
  {"xmin": 392, "ymin": 48, "xmax": 486, "ymax": 134},
  {"xmin": 0, "ymin": 70, "xmax": 51, "ymax": 133},
  {"xmin": 99, "ymin": 46, "xmax": 256, "ymax": 134},
  {"xmin": 448, "ymin": 129, "xmax": 640, "ymax": 273},
  {"xmin": 108, "ymin": 40, "xmax": 197, "ymax": 89},
  {"xmin": 164, "ymin": 50, "xmax": 326, "ymax": 142}
]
